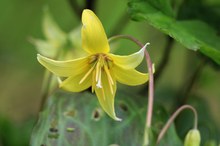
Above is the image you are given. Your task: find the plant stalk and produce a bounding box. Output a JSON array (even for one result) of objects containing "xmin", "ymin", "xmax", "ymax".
[{"xmin": 156, "ymin": 105, "xmax": 198, "ymax": 144}]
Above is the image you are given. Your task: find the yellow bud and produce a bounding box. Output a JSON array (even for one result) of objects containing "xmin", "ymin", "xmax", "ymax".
[{"xmin": 184, "ymin": 129, "xmax": 201, "ymax": 146}]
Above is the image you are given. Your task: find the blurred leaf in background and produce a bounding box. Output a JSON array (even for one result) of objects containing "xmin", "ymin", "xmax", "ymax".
[
  {"xmin": 128, "ymin": 0, "xmax": 220, "ymax": 64},
  {"xmin": 0, "ymin": 116, "xmax": 35, "ymax": 146},
  {"xmin": 30, "ymin": 90, "xmax": 183, "ymax": 146}
]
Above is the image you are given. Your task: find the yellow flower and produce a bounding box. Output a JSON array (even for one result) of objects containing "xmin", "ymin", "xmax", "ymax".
[
  {"xmin": 37, "ymin": 9, "xmax": 149, "ymax": 121},
  {"xmin": 31, "ymin": 8, "xmax": 85, "ymax": 59}
]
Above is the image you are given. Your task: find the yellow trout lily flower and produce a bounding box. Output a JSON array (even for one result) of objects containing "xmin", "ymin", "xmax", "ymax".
[
  {"xmin": 37, "ymin": 9, "xmax": 149, "ymax": 121},
  {"xmin": 31, "ymin": 8, "xmax": 85, "ymax": 59}
]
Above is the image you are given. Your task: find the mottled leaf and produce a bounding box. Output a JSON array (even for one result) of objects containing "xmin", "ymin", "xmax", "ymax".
[{"xmin": 30, "ymin": 90, "xmax": 183, "ymax": 146}]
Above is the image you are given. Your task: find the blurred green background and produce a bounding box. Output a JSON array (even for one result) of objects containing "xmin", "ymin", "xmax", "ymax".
[{"xmin": 0, "ymin": 0, "xmax": 220, "ymax": 145}]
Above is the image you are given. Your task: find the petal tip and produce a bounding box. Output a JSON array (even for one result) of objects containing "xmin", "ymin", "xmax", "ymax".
[
  {"xmin": 82, "ymin": 9, "xmax": 94, "ymax": 19},
  {"xmin": 37, "ymin": 54, "xmax": 43, "ymax": 62},
  {"xmin": 37, "ymin": 54, "xmax": 49, "ymax": 65},
  {"xmin": 37, "ymin": 53, "xmax": 44, "ymax": 60},
  {"xmin": 115, "ymin": 117, "xmax": 122, "ymax": 122},
  {"xmin": 83, "ymin": 9, "xmax": 92, "ymax": 13},
  {"xmin": 139, "ymin": 42, "xmax": 151, "ymax": 56},
  {"xmin": 59, "ymin": 81, "xmax": 65, "ymax": 88},
  {"xmin": 111, "ymin": 113, "xmax": 122, "ymax": 121},
  {"xmin": 142, "ymin": 42, "xmax": 150, "ymax": 50},
  {"xmin": 146, "ymin": 42, "xmax": 150, "ymax": 46}
]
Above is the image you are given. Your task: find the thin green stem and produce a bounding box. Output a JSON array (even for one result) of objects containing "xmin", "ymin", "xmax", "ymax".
[{"xmin": 156, "ymin": 105, "xmax": 198, "ymax": 144}]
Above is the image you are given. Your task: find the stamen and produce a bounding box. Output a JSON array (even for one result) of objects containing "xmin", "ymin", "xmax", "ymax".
[
  {"xmin": 103, "ymin": 65, "xmax": 114, "ymax": 94},
  {"xmin": 57, "ymin": 77, "xmax": 62, "ymax": 84},
  {"xmin": 96, "ymin": 67, "xmax": 102, "ymax": 88},
  {"xmin": 104, "ymin": 65, "xmax": 114, "ymax": 85},
  {"xmin": 88, "ymin": 55, "xmax": 97, "ymax": 64},
  {"xmin": 91, "ymin": 70, "xmax": 96, "ymax": 93},
  {"xmin": 108, "ymin": 78, "xmax": 114, "ymax": 94},
  {"xmin": 96, "ymin": 81, "xmax": 102, "ymax": 88},
  {"xmin": 79, "ymin": 64, "xmax": 95, "ymax": 84},
  {"xmin": 95, "ymin": 61, "xmax": 100, "ymax": 82}
]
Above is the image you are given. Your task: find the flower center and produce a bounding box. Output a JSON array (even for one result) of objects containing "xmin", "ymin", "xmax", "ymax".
[
  {"xmin": 88, "ymin": 53, "xmax": 113, "ymax": 68},
  {"xmin": 79, "ymin": 53, "xmax": 114, "ymax": 94}
]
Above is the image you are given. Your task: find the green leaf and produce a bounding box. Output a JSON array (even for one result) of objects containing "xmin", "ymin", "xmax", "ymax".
[
  {"xmin": 30, "ymin": 91, "xmax": 146, "ymax": 146},
  {"xmin": 177, "ymin": 0, "xmax": 220, "ymax": 32},
  {"xmin": 128, "ymin": 0, "xmax": 220, "ymax": 65},
  {"xmin": 30, "ymin": 90, "xmax": 183, "ymax": 146}
]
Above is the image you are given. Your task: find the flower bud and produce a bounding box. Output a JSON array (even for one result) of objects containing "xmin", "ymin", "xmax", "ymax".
[{"xmin": 184, "ymin": 129, "xmax": 201, "ymax": 146}]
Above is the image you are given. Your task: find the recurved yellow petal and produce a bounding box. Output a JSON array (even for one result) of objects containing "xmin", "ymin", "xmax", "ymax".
[
  {"xmin": 109, "ymin": 43, "xmax": 149, "ymax": 69},
  {"xmin": 94, "ymin": 71, "xmax": 121, "ymax": 121},
  {"xmin": 81, "ymin": 9, "xmax": 110, "ymax": 54},
  {"xmin": 113, "ymin": 65, "xmax": 149, "ymax": 86},
  {"xmin": 59, "ymin": 71, "xmax": 92, "ymax": 92},
  {"xmin": 37, "ymin": 54, "xmax": 88, "ymax": 77}
]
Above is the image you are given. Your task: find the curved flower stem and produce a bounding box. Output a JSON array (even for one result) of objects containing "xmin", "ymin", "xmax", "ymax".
[
  {"xmin": 109, "ymin": 34, "xmax": 154, "ymax": 127},
  {"xmin": 156, "ymin": 105, "xmax": 198, "ymax": 144}
]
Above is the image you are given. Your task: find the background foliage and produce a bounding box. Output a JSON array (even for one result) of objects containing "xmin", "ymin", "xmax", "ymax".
[{"xmin": 0, "ymin": 0, "xmax": 220, "ymax": 145}]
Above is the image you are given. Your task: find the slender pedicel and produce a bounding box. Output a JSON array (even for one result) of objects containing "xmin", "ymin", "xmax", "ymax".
[{"xmin": 156, "ymin": 105, "xmax": 198, "ymax": 144}]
